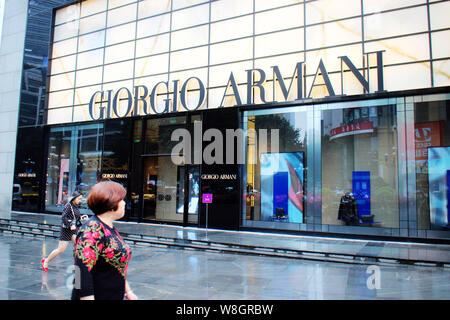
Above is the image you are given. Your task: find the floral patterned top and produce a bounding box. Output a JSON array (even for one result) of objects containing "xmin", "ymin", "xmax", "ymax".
[{"xmin": 72, "ymin": 216, "xmax": 131, "ymax": 300}]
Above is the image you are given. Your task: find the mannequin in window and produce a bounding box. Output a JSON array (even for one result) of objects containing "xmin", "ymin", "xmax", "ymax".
[{"xmin": 338, "ymin": 192, "xmax": 359, "ymax": 226}]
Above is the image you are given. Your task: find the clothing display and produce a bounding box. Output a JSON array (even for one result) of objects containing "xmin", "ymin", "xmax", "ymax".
[
  {"xmin": 72, "ymin": 215, "xmax": 132, "ymax": 300},
  {"xmin": 338, "ymin": 193, "xmax": 359, "ymax": 226}
]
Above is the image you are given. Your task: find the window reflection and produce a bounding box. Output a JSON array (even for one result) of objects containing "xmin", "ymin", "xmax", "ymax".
[
  {"xmin": 322, "ymin": 104, "xmax": 399, "ymax": 228},
  {"xmin": 45, "ymin": 124, "xmax": 103, "ymax": 213},
  {"xmin": 414, "ymin": 99, "xmax": 450, "ymax": 230},
  {"xmin": 244, "ymin": 108, "xmax": 308, "ymax": 224},
  {"xmin": 145, "ymin": 117, "xmax": 187, "ymax": 154}
]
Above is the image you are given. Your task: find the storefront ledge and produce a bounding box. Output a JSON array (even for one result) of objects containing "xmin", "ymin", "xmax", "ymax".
[{"xmin": 4, "ymin": 211, "xmax": 450, "ymax": 266}]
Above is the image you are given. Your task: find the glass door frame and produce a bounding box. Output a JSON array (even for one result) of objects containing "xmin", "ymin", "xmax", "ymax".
[{"xmin": 134, "ymin": 112, "xmax": 202, "ymax": 227}]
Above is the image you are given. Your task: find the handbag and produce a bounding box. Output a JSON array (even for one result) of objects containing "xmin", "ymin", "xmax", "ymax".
[
  {"xmin": 71, "ymin": 204, "xmax": 83, "ymax": 228},
  {"xmin": 62, "ymin": 203, "xmax": 80, "ymax": 229}
]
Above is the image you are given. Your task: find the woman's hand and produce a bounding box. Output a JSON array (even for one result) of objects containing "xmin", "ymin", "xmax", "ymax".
[{"xmin": 70, "ymin": 225, "xmax": 76, "ymax": 231}]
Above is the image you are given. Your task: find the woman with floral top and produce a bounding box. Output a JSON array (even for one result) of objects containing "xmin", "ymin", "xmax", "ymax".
[{"xmin": 71, "ymin": 181, "xmax": 138, "ymax": 300}]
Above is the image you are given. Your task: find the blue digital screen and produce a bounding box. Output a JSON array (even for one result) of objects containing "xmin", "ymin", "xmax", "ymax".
[
  {"xmin": 428, "ymin": 147, "xmax": 450, "ymax": 229},
  {"xmin": 352, "ymin": 171, "xmax": 371, "ymax": 217},
  {"xmin": 260, "ymin": 152, "xmax": 304, "ymax": 223}
]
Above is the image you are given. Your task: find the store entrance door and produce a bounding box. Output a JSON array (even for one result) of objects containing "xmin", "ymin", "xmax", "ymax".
[
  {"xmin": 178, "ymin": 165, "xmax": 200, "ymax": 225},
  {"xmin": 142, "ymin": 156, "xmax": 199, "ymax": 226},
  {"xmin": 142, "ymin": 156, "xmax": 180, "ymax": 223}
]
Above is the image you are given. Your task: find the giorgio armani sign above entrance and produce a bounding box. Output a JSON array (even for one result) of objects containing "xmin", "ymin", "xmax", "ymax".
[{"xmin": 88, "ymin": 51, "xmax": 385, "ymax": 121}]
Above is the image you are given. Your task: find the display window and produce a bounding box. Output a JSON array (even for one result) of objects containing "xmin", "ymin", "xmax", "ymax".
[
  {"xmin": 243, "ymin": 107, "xmax": 309, "ymax": 226},
  {"xmin": 414, "ymin": 97, "xmax": 450, "ymax": 231},
  {"xmin": 45, "ymin": 123, "xmax": 103, "ymax": 213},
  {"xmin": 321, "ymin": 103, "xmax": 399, "ymax": 228}
]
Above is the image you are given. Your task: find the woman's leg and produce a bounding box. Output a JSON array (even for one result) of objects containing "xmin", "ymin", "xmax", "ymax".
[{"xmin": 43, "ymin": 241, "xmax": 69, "ymax": 267}]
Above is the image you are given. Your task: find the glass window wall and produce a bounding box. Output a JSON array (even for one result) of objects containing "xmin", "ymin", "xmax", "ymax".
[
  {"xmin": 48, "ymin": 0, "xmax": 450, "ymax": 125},
  {"xmin": 414, "ymin": 96, "xmax": 450, "ymax": 231},
  {"xmin": 45, "ymin": 124, "xmax": 103, "ymax": 213},
  {"xmin": 243, "ymin": 107, "xmax": 310, "ymax": 227},
  {"xmin": 322, "ymin": 102, "xmax": 399, "ymax": 228}
]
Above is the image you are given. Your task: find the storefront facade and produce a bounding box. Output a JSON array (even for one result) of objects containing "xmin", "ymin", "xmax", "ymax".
[{"xmin": 12, "ymin": 0, "xmax": 450, "ymax": 241}]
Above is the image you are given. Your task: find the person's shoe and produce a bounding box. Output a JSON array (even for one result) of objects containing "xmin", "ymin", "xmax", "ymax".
[{"xmin": 41, "ymin": 258, "xmax": 48, "ymax": 272}]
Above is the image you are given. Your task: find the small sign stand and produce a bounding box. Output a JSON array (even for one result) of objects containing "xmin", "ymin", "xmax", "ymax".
[{"xmin": 202, "ymin": 193, "xmax": 213, "ymax": 235}]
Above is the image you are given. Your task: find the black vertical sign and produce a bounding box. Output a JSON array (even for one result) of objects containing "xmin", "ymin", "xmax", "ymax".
[{"xmin": 200, "ymin": 108, "xmax": 241, "ymax": 230}]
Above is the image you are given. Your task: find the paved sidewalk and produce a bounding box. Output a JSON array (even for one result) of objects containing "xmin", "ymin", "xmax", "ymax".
[
  {"xmin": 1, "ymin": 233, "xmax": 450, "ymax": 300},
  {"xmin": 5, "ymin": 212, "xmax": 450, "ymax": 266}
]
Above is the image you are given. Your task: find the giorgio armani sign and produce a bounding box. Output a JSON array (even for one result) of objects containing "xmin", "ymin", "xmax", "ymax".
[{"xmin": 88, "ymin": 51, "xmax": 385, "ymax": 121}]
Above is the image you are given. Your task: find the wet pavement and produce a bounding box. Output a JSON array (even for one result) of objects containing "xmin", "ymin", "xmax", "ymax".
[
  {"xmin": 0, "ymin": 233, "xmax": 449, "ymax": 300},
  {"xmin": 5, "ymin": 212, "xmax": 450, "ymax": 266}
]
